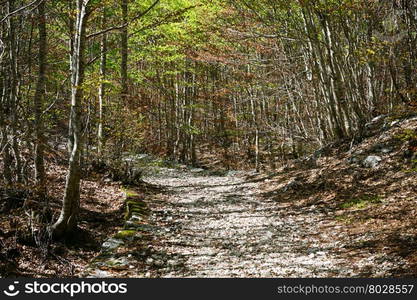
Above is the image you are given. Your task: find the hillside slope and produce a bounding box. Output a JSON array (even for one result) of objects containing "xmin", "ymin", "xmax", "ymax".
[{"xmin": 258, "ymin": 114, "xmax": 417, "ymax": 276}]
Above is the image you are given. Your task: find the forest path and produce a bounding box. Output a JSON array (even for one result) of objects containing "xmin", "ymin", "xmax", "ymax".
[{"xmin": 145, "ymin": 168, "xmax": 353, "ymax": 277}]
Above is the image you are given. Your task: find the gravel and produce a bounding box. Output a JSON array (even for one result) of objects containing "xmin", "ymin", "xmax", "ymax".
[{"xmin": 145, "ymin": 169, "xmax": 354, "ymax": 277}]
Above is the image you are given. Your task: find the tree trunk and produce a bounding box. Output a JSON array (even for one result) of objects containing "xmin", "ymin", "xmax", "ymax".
[
  {"xmin": 120, "ymin": 0, "xmax": 128, "ymax": 104},
  {"xmin": 6, "ymin": 0, "xmax": 22, "ymax": 183},
  {"xmin": 53, "ymin": 0, "xmax": 89, "ymax": 238},
  {"xmin": 33, "ymin": 0, "xmax": 47, "ymax": 195},
  {"xmin": 97, "ymin": 8, "xmax": 107, "ymax": 159}
]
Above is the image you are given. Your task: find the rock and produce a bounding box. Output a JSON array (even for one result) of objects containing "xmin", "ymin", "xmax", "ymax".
[
  {"xmin": 263, "ymin": 231, "xmax": 274, "ymax": 240},
  {"xmin": 146, "ymin": 258, "xmax": 154, "ymax": 265},
  {"xmin": 114, "ymin": 230, "xmax": 141, "ymax": 241},
  {"xmin": 206, "ymin": 249, "xmax": 217, "ymax": 256},
  {"xmin": 101, "ymin": 238, "xmax": 124, "ymax": 251},
  {"xmin": 380, "ymin": 147, "xmax": 393, "ymax": 154},
  {"xmin": 301, "ymin": 154, "xmax": 318, "ymax": 168},
  {"xmin": 371, "ymin": 115, "xmax": 387, "ymax": 123},
  {"xmin": 154, "ymin": 260, "xmax": 164, "ymax": 267},
  {"xmin": 372, "ymin": 143, "xmax": 393, "ymax": 154},
  {"xmin": 365, "ymin": 115, "xmax": 387, "ymax": 130},
  {"xmin": 130, "ymin": 215, "xmax": 142, "ymax": 222},
  {"xmin": 91, "ymin": 255, "xmax": 130, "ymax": 270},
  {"xmin": 87, "ymin": 269, "xmax": 111, "ymax": 278},
  {"xmin": 134, "ymin": 224, "xmax": 161, "ymax": 233},
  {"xmin": 352, "ymin": 170, "xmax": 364, "ymax": 181},
  {"xmin": 226, "ymin": 170, "xmax": 240, "ymax": 176},
  {"xmin": 124, "ymin": 215, "xmax": 143, "ymax": 229},
  {"xmin": 362, "ymin": 155, "xmax": 382, "ymax": 168},
  {"xmin": 282, "ymin": 178, "xmax": 300, "ymax": 192},
  {"xmin": 105, "ymin": 257, "xmax": 130, "ymax": 270},
  {"xmin": 389, "ymin": 120, "xmax": 400, "ymax": 127},
  {"xmin": 124, "ymin": 221, "xmax": 139, "ymax": 229},
  {"xmin": 347, "ymin": 155, "xmax": 361, "ymax": 164},
  {"xmin": 167, "ymin": 260, "xmax": 182, "ymax": 267}
]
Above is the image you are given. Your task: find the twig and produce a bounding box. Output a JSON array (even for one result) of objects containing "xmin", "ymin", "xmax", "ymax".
[
  {"xmin": 87, "ymin": 0, "xmax": 161, "ymax": 39},
  {"xmin": 42, "ymin": 77, "xmax": 69, "ymax": 116},
  {"xmin": 0, "ymin": 0, "xmax": 45, "ymax": 23},
  {"xmin": 0, "ymin": 38, "xmax": 5, "ymax": 62}
]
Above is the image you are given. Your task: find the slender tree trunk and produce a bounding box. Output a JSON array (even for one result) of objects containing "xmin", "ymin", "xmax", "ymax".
[
  {"xmin": 34, "ymin": 0, "xmax": 47, "ymax": 195},
  {"xmin": 121, "ymin": 0, "xmax": 128, "ymax": 104},
  {"xmin": 6, "ymin": 0, "xmax": 22, "ymax": 183},
  {"xmin": 53, "ymin": 0, "xmax": 89, "ymax": 238},
  {"xmin": 97, "ymin": 8, "xmax": 107, "ymax": 159},
  {"xmin": 0, "ymin": 24, "xmax": 13, "ymax": 185}
]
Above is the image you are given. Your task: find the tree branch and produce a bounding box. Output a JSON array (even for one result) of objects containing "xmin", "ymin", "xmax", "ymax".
[
  {"xmin": 128, "ymin": 5, "xmax": 198, "ymax": 37},
  {"xmin": 0, "ymin": 0, "xmax": 45, "ymax": 23},
  {"xmin": 87, "ymin": 0, "xmax": 161, "ymax": 39},
  {"xmin": 0, "ymin": 38, "xmax": 5, "ymax": 62}
]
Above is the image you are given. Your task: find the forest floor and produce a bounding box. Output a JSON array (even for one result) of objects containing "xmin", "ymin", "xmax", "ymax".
[
  {"xmin": 1, "ymin": 115, "xmax": 416, "ymax": 277},
  {"xmin": 136, "ymin": 115, "xmax": 417, "ymax": 277},
  {"xmin": 0, "ymin": 160, "xmax": 126, "ymax": 277},
  {"xmin": 137, "ymin": 162, "xmax": 415, "ymax": 277}
]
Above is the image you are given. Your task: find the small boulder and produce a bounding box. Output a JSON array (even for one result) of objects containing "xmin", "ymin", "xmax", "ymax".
[
  {"xmin": 380, "ymin": 147, "xmax": 393, "ymax": 154},
  {"xmin": 365, "ymin": 115, "xmax": 387, "ymax": 130},
  {"xmin": 372, "ymin": 143, "xmax": 394, "ymax": 154},
  {"xmin": 190, "ymin": 168, "xmax": 205, "ymax": 173},
  {"xmin": 362, "ymin": 156, "xmax": 382, "ymax": 168},
  {"xmin": 101, "ymin": 238, "xmax": 124, "ymax": 251},
  {"xmin": 282, "ymin": 178, "xmax": 300, "ymax": 192},
  {"xmin": 347, "ymin": 155, "xmax": 361, "ymax": 164},
  {"xmin": 87, "ymin": 269, "xmax": 111, "ymax": 278}
]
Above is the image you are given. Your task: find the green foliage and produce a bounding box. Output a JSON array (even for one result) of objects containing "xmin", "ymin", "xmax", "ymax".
[
  {"xmin": 340, "ymin": 194, "xmax": 382, "ymax": 209},
  {"xmin": 180, "ymin": 124, "xmax": 201, "ymax": 135},
  {"xmin": 396, "ymin": 129, "xmax": 417, "ymax": 142}
]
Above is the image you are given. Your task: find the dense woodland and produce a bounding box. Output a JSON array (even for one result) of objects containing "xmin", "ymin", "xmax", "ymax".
[{"xmin": 0, "ymin": 0, "xmax": 417, "ymax": 277}]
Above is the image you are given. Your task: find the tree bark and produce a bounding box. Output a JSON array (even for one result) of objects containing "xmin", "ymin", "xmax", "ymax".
[
  {"xmin": 120, "ymin": 0, "xmax": 128, "ymax": 104},
  {"xmin": 97, "ymin": 8, "xmax": 107, "ymax": 159},
  {"xmin": 33, "ymin": 0, "xmax": 47, "ymax": 195},
  {"xmin": 53, "ymin": 0, "xmax": 89, "ymax": 238}
]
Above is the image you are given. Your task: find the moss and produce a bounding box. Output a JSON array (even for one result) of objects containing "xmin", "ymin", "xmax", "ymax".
[
  {"xmin": 114, "ymin": 230, "xmax": 137, "ymax": 239},
  {"xmin": 334, "ymin": 214, "xmax": 373, "ymax": 224},
  {"xmin": 334, "ymin": 215, "xmax": 354, "ymax": 224},
  {"xmin": 131, "ymin": 207, "xmax": 147, "ymax": 214},
  {"xmin": 127, "ymin": 202, "xmax": 147, "ymax": 210},
  {"xmin": 125, "ymin": 203, "xmax": 148, "ymax": 220},
  {"xmin": 403, "ymin": 166, "xmax": 417, "ymax": 173},
  {"xmin": 395, "ymin": 129, "xmax": 417, "ymax": 142},
  {"xmin": 121, "ymin": 186, "xmax": 148, "ymax": 220},
  {"xmin": 340, "ymin": 194, "xmax": 382, "ymax": 209},
  {"xmin": 122, "ymin": 189, "xmax": 140, "ymax": 198},
  {"xmin": 126, "ymin": 199, "xmax": 146, "ymax": 207}
]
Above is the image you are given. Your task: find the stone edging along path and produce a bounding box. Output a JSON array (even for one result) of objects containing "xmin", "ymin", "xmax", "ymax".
[{"xmin": 84, "ymin": 188, "xmax": 154, "ymax": 277}]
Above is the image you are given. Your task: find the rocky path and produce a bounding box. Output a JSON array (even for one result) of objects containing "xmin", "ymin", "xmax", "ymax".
[{"xmin": 145, "ymin": 168, "xmax": 355, "ymax": 277}]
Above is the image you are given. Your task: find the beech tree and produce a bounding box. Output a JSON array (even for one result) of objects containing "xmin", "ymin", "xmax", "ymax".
[
  {"xmin": 52, "ymin": 0, "xmax": 90, "ymax": 237},
  {"xmin": 33, "ymin": 0, "xmax": 47, "ymax": 195}
]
